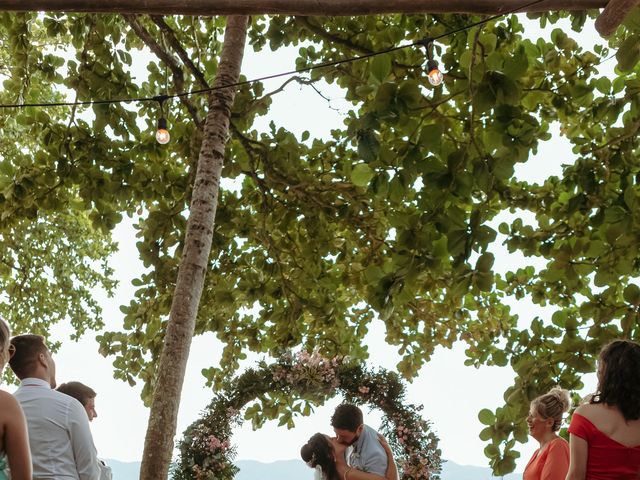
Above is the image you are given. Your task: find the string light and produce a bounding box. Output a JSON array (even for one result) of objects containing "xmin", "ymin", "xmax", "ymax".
[
  {"xmin": 427, "ymin": 59, "xmax": 444, "ymax": 86},
  {"xmin": 154, "ymin": 95, "xmax": 170, "ymax": 144},
  {"xmin": 0, "ymin": 0, "xmax": 552, "ymax": 117},
  {"xmin": 156, "ymin": 117, "xmax": 170, "ymax": 144},
  {"xmin": 419, "ymin": 38, "xmax": 444, "ymax": 87}
]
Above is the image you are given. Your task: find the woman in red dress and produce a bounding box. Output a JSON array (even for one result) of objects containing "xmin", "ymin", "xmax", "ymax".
[
  {"xmin": 566, "ymin": 339, "xmax": 640, "ymax": 479},
  {"xmin": 523, "ymin": 387, "xmax": 570, "ymax": 480}
]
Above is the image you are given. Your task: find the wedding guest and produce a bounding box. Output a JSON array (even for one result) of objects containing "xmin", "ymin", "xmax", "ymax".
[
  {"xmin": 566, "ymin": 339, "xmax": 640, "ymax": 479},
  {"xmin": 331, "ymin": 403, "xmax": 387, "ymax": 475},
  {"xmin": 0, "ymin": 319, "xmax": 31, "ymax": 480},
  {"xmin": 9, "ymin": 334, "xmax": 101, "ymax": 480},
  {"xmin": 301, "ymin": 432, "xmax": 398, "ymax": 480},
  {"xmin": 523, "ymin": 386, "xmax": 570, "ymax": 480},
  {"xmin": 57, "ymin": 381, "xmax": 98, "ymax": 421},
  {"xmin": 57, "ymin": 381, "xmax": 112, "ymax": 480}
]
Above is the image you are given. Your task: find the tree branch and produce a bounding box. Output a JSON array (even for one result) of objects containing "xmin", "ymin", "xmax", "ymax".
[
  {"xmin": 593, "ymin": 119, "xmax": 640, "ymax": 153},
  {"xmin": 595, "ymin": 0, "xmax": 640, "ymax": 37},
  {"xmin": 124, "ymin": 14, "xmax": 203, "ymax": 129},
  {"xmin": 150, "ymin": 15, "xmax": 210, "ymax": 90},
  {"xmin": 0, "ymin": 0, "xmax": 608, "ymax": 16},
  {"xmin": 295, "ymin": 16, "xmax": 419, "ymax": 69}
]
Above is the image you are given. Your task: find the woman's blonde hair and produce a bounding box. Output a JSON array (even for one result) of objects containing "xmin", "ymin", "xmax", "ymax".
[{"xmin": 532, "ymin": 386, "xmax": 571, "ymax": 431}]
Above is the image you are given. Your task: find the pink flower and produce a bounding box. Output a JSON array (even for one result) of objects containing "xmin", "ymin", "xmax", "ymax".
[
  {"xmin": 358, "ymin": 386, "xmax": 370, "ymax": 394},
  {"xmin": 208, "ymin": 435, "xmax": 223, "ymax": 451}
]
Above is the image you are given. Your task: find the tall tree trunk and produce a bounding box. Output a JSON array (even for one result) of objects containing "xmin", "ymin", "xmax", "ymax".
[{"xmin": 139, "ymin": 15, "xmax": 249, "ymax": 480}]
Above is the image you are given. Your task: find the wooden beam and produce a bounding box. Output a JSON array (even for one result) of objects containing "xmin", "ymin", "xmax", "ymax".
[
  {"xmin": 595, "ymin": 0, "xmax": 640, "ymax": 36},
  {"xmin": 0, "ymin": 0, "xmax": 608, "ymax": 16}
]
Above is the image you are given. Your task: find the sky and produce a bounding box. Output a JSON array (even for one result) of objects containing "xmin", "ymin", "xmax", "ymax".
[{"xmin": 4, "ymin": 12, "xmax": 611, "ymax": 476}]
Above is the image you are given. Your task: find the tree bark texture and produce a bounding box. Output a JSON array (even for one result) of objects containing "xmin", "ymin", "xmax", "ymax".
[
  {"xmin": 594, "ymin": 0, "xmax": 640, "ymax": 36},
  {"xmin": 0, "ymin": 0, "xmax": 608, "ymax": 16},
  {"xmin": 138, "ymin": 14, "xmax": 249, "ymax": 480}
]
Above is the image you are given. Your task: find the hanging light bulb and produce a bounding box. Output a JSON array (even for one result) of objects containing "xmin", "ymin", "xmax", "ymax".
[
  {"xmin": 418, "ymin": 37, "xmax": 445, "ymax": 87},
  {"xmin": 156, "ymin": 117, "xmax": 170, "ymax": 144},
  {"xmin": 427, "ymin": 59, "xmax": 444, "ymax": 86},
  {"xmin": 153, "ymin": 95, "xmax": 170, "ymax": 145}
]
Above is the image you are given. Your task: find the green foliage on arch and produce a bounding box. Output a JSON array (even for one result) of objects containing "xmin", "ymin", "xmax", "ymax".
[{"xmin": 172, "ymin": 352, "xmax": 441, "ymax": 480}]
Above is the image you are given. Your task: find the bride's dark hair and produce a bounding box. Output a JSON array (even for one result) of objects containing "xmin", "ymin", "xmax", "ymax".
[{"xmin": 300, "ymin": 433, "xmax": 339, "ymax": 480}]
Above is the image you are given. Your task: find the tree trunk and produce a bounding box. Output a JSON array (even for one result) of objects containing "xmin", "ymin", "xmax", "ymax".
[
  {"xmin": 0, "ymin": 0, "xmax": 608, "ymax": 16},
  {"xmin": 594, "ymin": 0, "xmax": 640, "ymax": 36},
  {"xmin": 138, "ymin": 15, "xmax": 249, "ymax": 480}
]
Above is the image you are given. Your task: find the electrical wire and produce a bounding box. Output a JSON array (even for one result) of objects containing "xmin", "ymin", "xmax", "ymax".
[{"xmin": 0, "ymin": 0, "xmax": 551, "ymax": 110}]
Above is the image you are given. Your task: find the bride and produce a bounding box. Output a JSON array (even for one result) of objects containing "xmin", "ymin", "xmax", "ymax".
[{"xmin": 301, "ymin": 432, "xmax": 398, "ymax": 480}]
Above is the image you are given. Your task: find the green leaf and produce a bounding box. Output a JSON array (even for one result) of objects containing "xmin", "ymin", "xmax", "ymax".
[
  {"xmin": 616, "ymin": 34, "xmax": 640, "ymax": 72},
  {"xmin": 503, "ymin": 46, "xmax": 529, "ymax": 79},
  {"xmin": 476, "ymin": 252, "xmax": 495, "ymax": 272},
  {"xmin": 623, "ymin": 284, "xmax": 640, "ymax": 304},
  {"xmin": 370, "ymin": 54, "xmax": 392, "ymax": 84},
  {"xmin": 351, "ymin": 163, "xmax": 375, "ymax": 187},
  {"xmin": 478, "ymin": 408, "xmax": 495, "ymax": 425},
  {"xmin": 357, "ymin": 130, "xmax": 380, "ymax": 163}
]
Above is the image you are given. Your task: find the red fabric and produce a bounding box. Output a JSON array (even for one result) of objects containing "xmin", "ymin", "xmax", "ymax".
[
  {"xmin": 568, "ymin": 413, "xmax": 640, "ymax": 480},
  {"xmin": 523, "ymin": 437, "xmax": 569, "ymax": 480}
]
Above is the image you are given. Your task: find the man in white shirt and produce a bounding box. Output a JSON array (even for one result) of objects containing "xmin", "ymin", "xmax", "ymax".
[
  {"xmin": 57, "ymin": 381, "xmax": 112, "ymax": 480},
  {"xmin": 9, "ymin": 334, "xmax": 101, "ymax": 480}
]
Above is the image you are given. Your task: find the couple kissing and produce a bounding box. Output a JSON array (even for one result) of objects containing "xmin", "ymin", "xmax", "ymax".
[{"xmin": 301, "ymin": 404, "xmax": 398, "ymax": 480}]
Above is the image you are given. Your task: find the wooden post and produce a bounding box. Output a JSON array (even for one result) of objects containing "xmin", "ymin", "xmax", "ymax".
[
  {"xmin": 595, "ymin": 0, "xmax": 640, "ymax": 36},
  {"xmin": 0, "ymin": 0, "xmax": 608, "ymax": 16}
]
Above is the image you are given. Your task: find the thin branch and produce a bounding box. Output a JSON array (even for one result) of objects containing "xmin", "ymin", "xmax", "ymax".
[
  {"xmin": 295, "ymin": 16, "xmax": 419, "ymax": 70},
  {"xmin": 593, "ymin": 120, "xmax": 640, "ymax": 153},
  {"xmin": 124, "ymin": 14, "xmax": 203, "ymax": 129},
  {"xmin": 150, "ymin": 15, "xmax": 210, "ymax": 90}
]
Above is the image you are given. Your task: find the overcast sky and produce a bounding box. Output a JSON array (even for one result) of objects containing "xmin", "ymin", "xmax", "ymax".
[{"xmin": 7, "ymin": 13, "xmax": 610, "ymax": 475}]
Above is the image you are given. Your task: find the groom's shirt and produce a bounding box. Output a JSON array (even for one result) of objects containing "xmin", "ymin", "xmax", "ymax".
[
  {"xmin": 347, "ymin": 424, "xmax": 388, "ymax": 475},
  {"xmin": 14, "ymin": 378, "xmax": 101, "ymax": 480}
]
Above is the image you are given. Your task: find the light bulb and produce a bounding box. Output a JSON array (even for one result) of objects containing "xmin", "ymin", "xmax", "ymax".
[
  {"xmin": 427, "ymin": 59, "xmax": 444, "ymax": 87},
  {"xmin": 156, "ymin": 117, "xmax": 170, "ymax": 144}
]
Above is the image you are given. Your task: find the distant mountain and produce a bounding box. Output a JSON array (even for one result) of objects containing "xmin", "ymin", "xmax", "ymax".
[
  {"xmin": 440, "ymin": 460, "xmax": 521, "ymax": 480},
  {"xmin": 105, "ymin": 458, "xmax": 522, "ymax": 480},
  {"xmin": 236, "ymin": 459, "xmax": 310, "ymax": 479},
  {"xmin": 104, "ymin": 459, "xmax": 142, "ymax": 480}
]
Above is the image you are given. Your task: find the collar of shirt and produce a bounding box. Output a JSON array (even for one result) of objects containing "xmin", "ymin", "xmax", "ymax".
[{"xmin": 19, "ymin": 377, "xmax": 51, "ymax": 388}]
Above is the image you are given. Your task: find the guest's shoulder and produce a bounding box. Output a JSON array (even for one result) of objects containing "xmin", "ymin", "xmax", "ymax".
[
  {"xmin": 0, "ymin": 389, "xmax": 22, "ymax": 413},
  {"xmin": 0, "ymin": 389, "xmax": 16, "ymax": 402},
  {"xmin": 51, "ymin": 388, "xmax": 78, "ymax": 405},
  {"xmin": 549, "ymin": 436, "xmax": 569, "ymax": 450},
  {"xmin": 574, "ymin": 402, "xmax": 602, "ymax": 421}
]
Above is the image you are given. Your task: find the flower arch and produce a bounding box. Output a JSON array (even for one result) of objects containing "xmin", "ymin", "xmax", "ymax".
[{"xmin": 172, "ymin": 351, "xmax": 441, "ymax": 480}]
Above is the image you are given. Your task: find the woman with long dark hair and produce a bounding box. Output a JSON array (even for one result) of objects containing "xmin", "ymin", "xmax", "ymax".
[
  {"xmin": 566, "ymin": 339, "xmax": 640, "ymax": 479},
  {"xmin": 301, "ymin": 432, "xmax": 398, "ymax": 480}
]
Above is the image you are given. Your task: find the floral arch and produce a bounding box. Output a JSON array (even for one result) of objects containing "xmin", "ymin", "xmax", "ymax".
[{"xmin": 172, "ymin": 351, "xmax": 441, "ymax": 480}]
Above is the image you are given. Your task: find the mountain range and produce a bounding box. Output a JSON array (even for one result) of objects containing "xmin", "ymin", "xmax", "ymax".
[{"xmin": 105, "ymin": 458, "xmax": 522, "ymax": 479}]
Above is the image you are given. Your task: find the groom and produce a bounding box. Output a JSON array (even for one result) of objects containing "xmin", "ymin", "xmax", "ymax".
[{"xmin": 331, "ymin": 403, "xmax": 388, "ymax": 475}]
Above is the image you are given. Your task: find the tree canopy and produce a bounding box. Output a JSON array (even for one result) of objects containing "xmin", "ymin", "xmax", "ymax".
[{"xmin": 1, "ymin": 7, "xmax": 639, "ymax": 475}]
